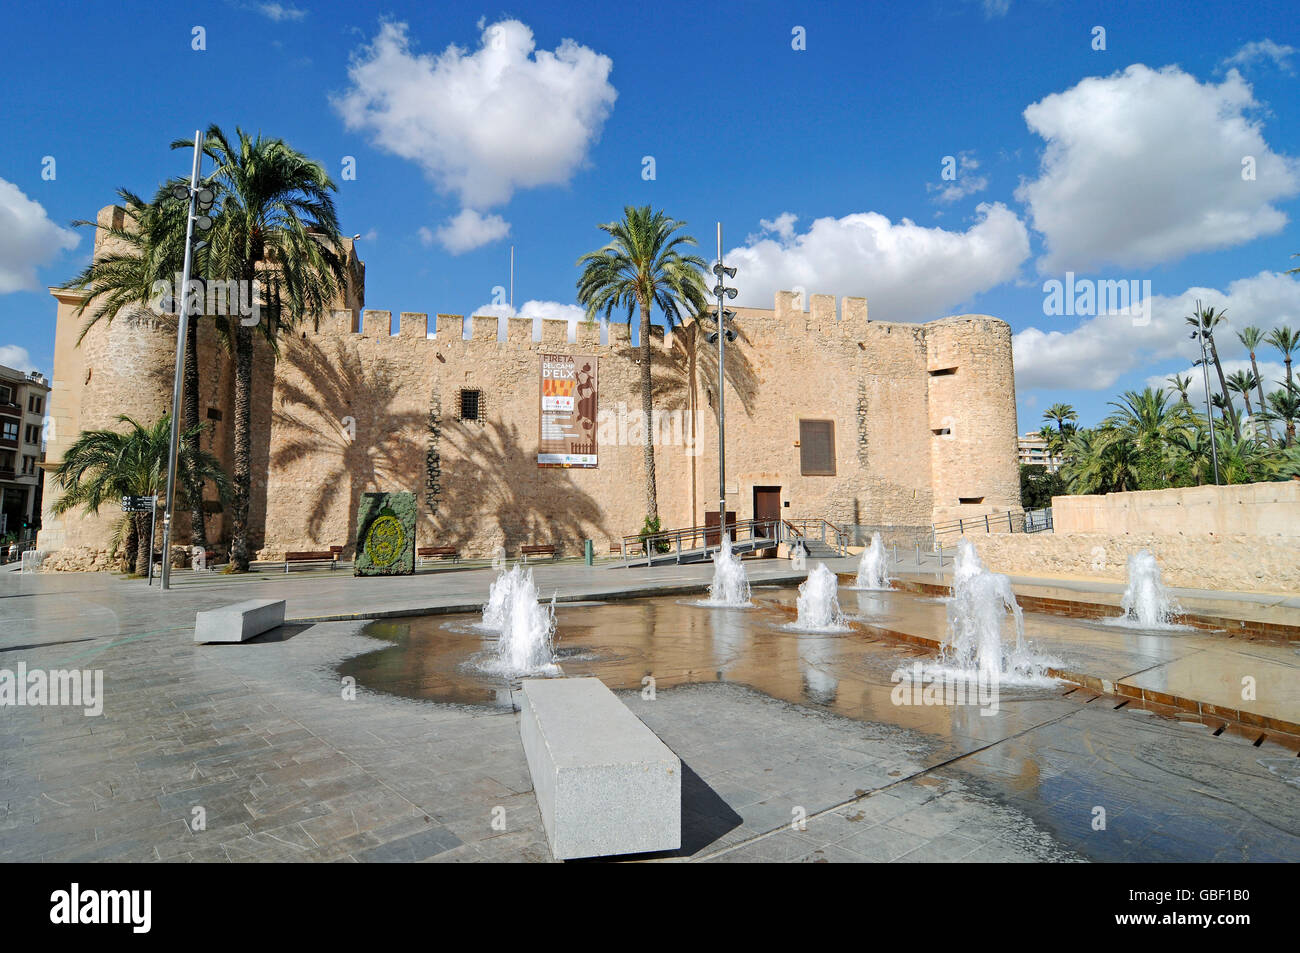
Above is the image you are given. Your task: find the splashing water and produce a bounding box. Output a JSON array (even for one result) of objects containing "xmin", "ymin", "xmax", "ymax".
[
  {"xmin": 786, "ymin": 563, "xmax": 849, "ymax": 632},
  {"xmin": 940, "ymin": 539, "xmax": 1051, "ymax": 681},
  {"xmin": 700, "ymin": 533, "xmax": 752, "ymax": 607},
  {"xmin": 853, "ymin": 532, "xmax": 891, "ymax": 590},
  {"xmin": 1114, "ymin": 550, "xmax": 1184, "ymax": 629},
  {"xmin": 479, "ymin": 564, "xmax": 559, "ymax": 674}
]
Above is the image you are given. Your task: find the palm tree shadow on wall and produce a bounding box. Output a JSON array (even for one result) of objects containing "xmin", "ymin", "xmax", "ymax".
[
  {"xmin": 269, "ymin": 336, "xmax": 427, "ymax": 554},
  {"xmin": 601, "ymin": 317, "xmax": 759, "ymax": 416},
  {"xmin": 437, "ymin": 420, "xmax": 608, "ymax": 556}
]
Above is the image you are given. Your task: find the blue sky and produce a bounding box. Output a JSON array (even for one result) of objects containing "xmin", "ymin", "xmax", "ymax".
[{"xmin": 1, "ymin": 0, "xmax": 1297, "ymax": 433}]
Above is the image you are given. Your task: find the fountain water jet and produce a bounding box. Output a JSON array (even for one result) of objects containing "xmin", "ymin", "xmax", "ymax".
[
  {"xmin": 700, "ymin": 533, "xmax": 752, "ymax": 607},
  {"xmin": 479, "ymin": 564, "xmax": 559, "ymax": 674},
  {"xmin": 853, "ymin": 532, "xmax": 891, "ymax": 590},
  {"xmin": 786, "ymin": 563, "xmax": 849, "ymax": 632},
  {"xmin": 1114, "ymin": 550, "xmax": 1184, "ymax": 629},
  {"xmin": 940, "ymin": 539, "xmax": 1050, "ymax": 681}
]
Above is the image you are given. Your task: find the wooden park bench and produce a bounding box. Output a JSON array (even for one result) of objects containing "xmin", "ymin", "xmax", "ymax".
[
  {"xmin": 520, "ymin": 544, "xmax": 558, "ymax": 562},
  {"xmin": 417, "ymin": 545, "xmax": 460, "ymax": 564},
  {"xmin": 284, "ymin": 546, "xmax": 343, "ymax": 572}
]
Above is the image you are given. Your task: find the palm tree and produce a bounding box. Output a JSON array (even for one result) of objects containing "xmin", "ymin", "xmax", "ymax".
[
  {"xmin": 1262, "ymin": 384, "xmax": 1300, "ymax": 447},
  {"xmin": 1266, "ymin": 325, "xmax": 1298, "ymax": 395},
  {"xmin": 1042, "ymin": 402, "xmax": 1076, "ymax": 436},
  {"xmin": 1058, "ymin": 425, "xmax": 1144, "ymax": 495},
  {"xmin": 59, "ymin": 185, "xmax": 218, "ymax": 553},
  {"xmin": 1168, "ymin": 421, "xmax": 1215, "ymax": 485},
  {"xmin": 1187, "ymin": 301, "xmax": 1237, "ymax": 439},
  {"xmin": 1237, "ymin": 327, "xmax": 1273, "ymax": 441},
  {"xmin": 1166, "ymin": 372, "xmax": 1193, "ymax": 406},
  {"xmin": 184, "ymin": 126, "xmax": 346, "ymax": 570},
  {"xmin": 1214, "ymin": 431, "xmax": 1275, "ymax": 485},
  {"xmin": 1225, "ymin": 369, "xmax": 1260, "ymax": 433},
  {"xmin": 50, "ymin": 415, "xmax": 229, "ymax": 575},
  {"xmin": 576, "ymin": 206, "xmax": 709, "ymax": 523},
  {"xmin": 1105, "ymin": 387, "xmax": 1185, "ymax": 489}
]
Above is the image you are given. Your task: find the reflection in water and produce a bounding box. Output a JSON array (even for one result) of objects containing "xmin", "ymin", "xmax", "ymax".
[{"xmin": 339, "ymin": 588, "xmax": 1065, "ymax": 741}]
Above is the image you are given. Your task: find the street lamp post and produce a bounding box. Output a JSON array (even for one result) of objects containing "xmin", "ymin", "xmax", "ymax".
[
  {"xmin": 160, "ymin": 131, "xmax": 212, "ymax": 589},
  {"xmin": 1192, "ymin": 325, "xmax": 1221, "ymax": 486},
  {"xmin": 710, "ymin": 224, "xmax": 738, "ymax": 544}
]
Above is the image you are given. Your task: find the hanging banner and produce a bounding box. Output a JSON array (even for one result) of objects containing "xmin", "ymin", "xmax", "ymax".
[{"xmin": 538, "ymin": 353, "xmax": 598, "ymax": 467}]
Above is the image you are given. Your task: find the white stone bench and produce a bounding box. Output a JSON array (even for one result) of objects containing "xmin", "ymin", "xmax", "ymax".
[
  {"xmin": 194, "ymin": 599, "xmax": 286, "ymax": 644},
  {"xmin": 519, "ymin": 677, "xmax": 680, "ymax": 860}
]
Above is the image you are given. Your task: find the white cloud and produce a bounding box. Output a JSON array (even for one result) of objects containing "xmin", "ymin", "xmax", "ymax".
[
  {"xmin": 335, "ymin": 18, "xmax": 617, "ymax": 224},
  {"xmin": 927, "ymin": 154, "xmax": 989, "ymax": 204},
  {"xmin": 978, "ymin": 0, "xmax": 1011, "ymax": 17},
  {"xmin": 0, "ymin": 178, "xmax": 79, "ymax": 293},
  {"xmin": 474, "ymin": 299, "xmax": 585, "ymax": 322},
  {"xmin": 257, "ymin": 3, "xmax": 306, "ymax": 22},
  {"xmin": 1016, "ymin": 64, "xmax": 1300, "ymax": 273},
  {"xmin": 470, "ymin": 299, "xmax": 589, "ymax": 340},
  {"xmin": 0, "ymin": 345, "xmax": 36, "ymax": 373},
  {"xmin": 417, "ymin": 226, "xmax": 435, "ymax": 247},
  {"xmin": 754, "ymin": 212, "xmax": 798, "ymax": 242},
  {"xmin": 1221, "ymin": 39, "xmax": 1296, "ymax": 75},
  {"xmin": 726, "ymin": 202, "xmax": 1030, "ymax": 322},
  {"xmin": 1014, "ymin": 270, "xmax": 1300, "ymax": 392},
  {"xmin": 435, "ymin": 209, "xmax": 510, "ymax": 254}
]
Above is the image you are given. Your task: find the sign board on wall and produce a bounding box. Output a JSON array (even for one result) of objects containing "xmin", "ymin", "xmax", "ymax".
[{"xmin": 538, "ymin": 353, "xmax": 598, "ymax": 467}]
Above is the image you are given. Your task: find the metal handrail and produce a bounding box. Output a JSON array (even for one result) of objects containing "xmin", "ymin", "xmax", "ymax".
[
  {"xmin": 618, "ymin": 515, "xmax": 853, "ymax": 565},
  {"xmin": 931, "ymin": 509, "xmax": 1029, "ymax": 543},
  {"xmin": 619, "ymin": 516, "xmax": 789, "ymax": 566},
  {"xmin": 783, "ymin": 517, "xmax": 849, "ymax": 556}
]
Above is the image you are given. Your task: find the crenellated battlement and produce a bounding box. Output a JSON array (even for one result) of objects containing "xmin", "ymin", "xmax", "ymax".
[{"xmin": 301, "ymin": 292, "xmax": 1008, "ymax": 366}]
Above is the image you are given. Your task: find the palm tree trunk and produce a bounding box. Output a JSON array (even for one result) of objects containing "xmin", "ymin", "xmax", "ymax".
[
  {"xmin": 122, "ymin": 517, "xmax": 137, "ymax": 573},
  {"xmin": 639, "ymin": 301, "xmax": 658, "ymax": 523},
  {"xmin": 229, "ymin": 324, "xmax": 253, "ymax": 571},
  {"xmin": 183, "ymin": 318, "xmax": 209, "ymax": 551},
  {"xmin": 1249, "ymin": 352, "xmax": 1271, "ymax": 442},
  {"xmin": 134, "ymin": 511, "xmax": 151, "ymax": 575},
  {"xmin": 1208, "ymin": 340, "xmax": 1239, "ymax": 439}
]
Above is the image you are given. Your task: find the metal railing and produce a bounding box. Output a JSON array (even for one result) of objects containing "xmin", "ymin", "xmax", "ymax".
[
  {"xmin": 1023, "ymin": 507, "xmax": 1053, "ymax": 533},
  {"xmin": 931, "ymin": 509, "xmax": 1041, "ymax": 547},
  {"xmin": 781, "ymin": 518, "xmax": 850, "ymax": 557},
  {"xmin": 619, "ymin": 517, "xmax": 785, "ymax": 566}
]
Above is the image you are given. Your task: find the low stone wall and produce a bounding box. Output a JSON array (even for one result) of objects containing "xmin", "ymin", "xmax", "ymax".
[
  {"xmin": 40, "ymin": 547, "xmax": 117, "ymax": 572},
  {"xmin": 1053, "ymin": 481, "xmax": 1300, "ymax": 537},
  {"xmin": 40, "ymin": 545, "xmax": 190, "ymax": 573},
  {"xmin": 971, "ymin": 532, "xmax": 1300, "ymax": 594}
]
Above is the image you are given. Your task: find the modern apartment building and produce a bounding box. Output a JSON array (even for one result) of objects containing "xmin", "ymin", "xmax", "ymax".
[
  {"xmin": 1017, "ymin": 431, "xmax": 1062, "ymax": 473},
  {"xmin": 0, "ymin": 363, "xmax": 50, "ymax": 538}
]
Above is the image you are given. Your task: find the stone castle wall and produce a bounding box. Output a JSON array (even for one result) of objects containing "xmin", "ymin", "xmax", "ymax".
[{"xmin": 39, "ymin": 206, "xmax": 1022, "ymax": 564}]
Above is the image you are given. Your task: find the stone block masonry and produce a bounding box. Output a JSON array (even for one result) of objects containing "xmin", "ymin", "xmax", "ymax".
[{"xmin": 37, "ymin": 204, "xmax": 1022, "ymax": 566}]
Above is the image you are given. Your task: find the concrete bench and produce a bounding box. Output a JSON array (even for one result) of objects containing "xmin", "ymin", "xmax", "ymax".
[
  {"xmin": 194, "ymin": 599, "xmax": 286, "ymax": 644},
  {"xmin": 519, "ymin": 677, "xmax": 680, "ymax": 860}
]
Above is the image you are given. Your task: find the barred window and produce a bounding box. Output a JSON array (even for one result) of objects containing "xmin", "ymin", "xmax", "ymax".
[
  {"xmin": 799, "ymin": 419, "xmax": 836, "ymax": 476},
  {"xmin": 459, "ymin": 389, "xmax": 483, "ymax": 422}
]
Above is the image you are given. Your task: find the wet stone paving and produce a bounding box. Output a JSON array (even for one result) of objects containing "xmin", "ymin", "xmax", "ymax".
[{"xmin": 0, "ymin": 570, "xmax": 1297, "ymax": 862}]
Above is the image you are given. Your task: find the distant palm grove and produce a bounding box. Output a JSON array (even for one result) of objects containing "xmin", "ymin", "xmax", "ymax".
[{"xmin": 1024, "ymin": 301, "xmax": 1300, "ymax": 506}]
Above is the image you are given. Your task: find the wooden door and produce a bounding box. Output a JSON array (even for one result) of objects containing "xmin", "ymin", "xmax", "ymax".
[{"xmin": 753, "ymin": 486, "xmax": 781, "ymax": 558}]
